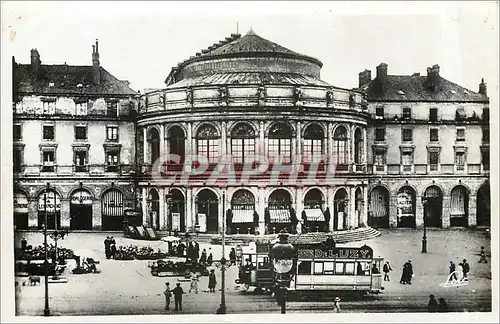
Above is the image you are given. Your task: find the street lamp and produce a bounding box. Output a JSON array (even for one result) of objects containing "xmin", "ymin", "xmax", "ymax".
[
  {"xmin": 421, "ymin": 196, "xmax": 427, "ymax": 253},
  {"xmin": 216, "ymin": 190, "xmax": 227, "ymax": 314},
  {"xmin": 165, "ymin": 189, "xmax": 173, "ymax": 236},
  {"xmin": 43, "ymin": 183, "xmax": 50, "ymax": 316},
  {"xmin": 269, "ymin": 228, "xmax": 297, "ymax": 314}
]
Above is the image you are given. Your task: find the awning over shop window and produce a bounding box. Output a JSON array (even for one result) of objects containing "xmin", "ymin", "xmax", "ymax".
[
  {"xmin": 231, "ymin": 209, "xmax": 254, "ymax": 223},
  {"xmin": 304, "ymin": 208, "xmax": 325, "ymax": 221},
  {"xmin": 269, "ymin": 209, "xmax": 291, "ymax": 223}
]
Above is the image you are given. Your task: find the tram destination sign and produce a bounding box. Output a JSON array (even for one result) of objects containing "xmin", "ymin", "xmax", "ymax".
[{"xmin": 297, "ymin": 246, "xmax": 373, "ymax": 259}]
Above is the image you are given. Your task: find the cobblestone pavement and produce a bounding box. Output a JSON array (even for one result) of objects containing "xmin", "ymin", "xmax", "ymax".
[{"xmin": 13, "ymin": 229, "xmax": 491, "ymax": 315}]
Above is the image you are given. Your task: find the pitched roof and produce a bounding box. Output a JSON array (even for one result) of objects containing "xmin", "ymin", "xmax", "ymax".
[
  {"xmin": 360, "ymin": 75, "xmax": 488, "ymax": 102},
  {"xmin": 13, "ymin": 63, "xmax": 138, "ymax": 96}
]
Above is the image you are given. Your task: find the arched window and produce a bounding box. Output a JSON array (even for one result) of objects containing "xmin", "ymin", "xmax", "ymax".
[
  {"xmin": 148, "ymin": 128, "xmax": 160, "ymax": 165},
  {"xmin": 167, "ymin": 126, "xmax": 186, "ymax": 158},
  {"xmin": 231, "ymin": 123, "xmax": 256, "ymax": 163},
  {"xmin": 268, "ymin": 122, "xmax": 293, "ymax": 163},
  {"xmin": 196, "ymin": 124, "xmax": 220, "ymax": 164},
  {"xmin": 333, "ymin": 126, "xmax": 348, "ymax": 168},
  {"xmin": 354, "ymin": 128, "xmax": 363, "ymax": 164},
  {"xmin": 303, "ymin": 124, "xmax": 324, "ymax": 163}
]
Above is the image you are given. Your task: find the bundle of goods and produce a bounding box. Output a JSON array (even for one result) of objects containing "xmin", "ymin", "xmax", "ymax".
[{"xmin": 113, "ymin": 245, "xmax": 167, "ymax": 261}]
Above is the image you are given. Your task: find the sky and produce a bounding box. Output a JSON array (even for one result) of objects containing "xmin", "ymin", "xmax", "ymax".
[{"xmin": 1, "ymin": 1, "xmax": 498, "ymax": 94}]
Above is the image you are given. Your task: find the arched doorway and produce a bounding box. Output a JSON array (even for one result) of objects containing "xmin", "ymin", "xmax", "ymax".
[
  {"xmin": 397, "ymin": 186, "xmax": 416, "ymax": 228},
  {"xmin": 101, "ymin": 189, "xmax": 124, "ymax": 231},
  {"xmin": 70, "ymin": 189, "xmax": 93, "ymax": 230},
  {"xmin": 267, "ymin": 189, "xmax": 294, "ymax": 234},
  {"xmin": 477, "ymin": 184, "xmax": 490, "ymax": 227},
  {"xmin": 37, "ymin": 190, "xmax": 61, "ymax": 230},
  {"xmin": 14, "ymin": 191, "xmax": 29, "ymax": 229},
  {"xmin": 334, "ymin": 188, "xmax": 348, "ymax": 230},
  {"xmin": 167, "ymin": 126, "xmax": 186, "ymax": 160},
  {"xmin": 355, "ymin": 188, "xmax": 363, "ymax": 228},
  {"xmin": 303, "ymin": 189, "xmax": 326, "ymax": 232},
  {"xmin": 167, "ymin": 189, "xmax": 185, "ymax": 233},
  {"xmin": 196, "ymin": 189, "xmax": 219, "ymax": 233},
  {"xmin": 148, "ymin": 128, "xmax": 161, "ymax": 165},
  {"xmin": 424, "ymin": 186, "xmax": 442, "ymax": 228},
  {"xmin": 369, "ymin": 186, "xmax": 389, "ymax": 228},
  {"xmin": 148, "ymin": 189, "xmax": 160, "ymax": 230},
  {"xmin": 450, "ymin": 186, "xmax": 469, "ymax": 227},
  {"xmin": 230, "ymin": 189, "xmax": 256, "ymax": 234}
]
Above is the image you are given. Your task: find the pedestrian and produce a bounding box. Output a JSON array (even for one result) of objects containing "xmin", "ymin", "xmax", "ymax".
[
  {"xmin": 236, "ymin": 244, "xmax": 243, "ymax": 263},
  {"xmin": 400, "ymin": 263, "xmax": 409, "ymax": 284},
  {"xmin": 229, "ymin": 247, "xmax": 237, "ymax": 266},
  {"xmin": 187, "ymin": 242, "xmax": 194, "ymax": 261},
  {"xmin": 200, "ymin": 249, "xmax": 207, "ymax": 266},
  {"xmin": 207, "ymin": 252, "xmax": 213, "ymax": 266},
  {"xmin": 163, "ymin": 282, "xmax": 171, "ymax": 310},
  {"xmin": 427, "ymin": 294, "xmax": 438, "ymax": 312},
  {"xmin": 208, "ymin": 269, "xmax": 217, "ymax": 293},
  {"xmin": 21, "ymin": 237, "xmax": 28, "ymax": 251},
  {"xmin": 172, "ymin": 283, "xmax": 184, "ymax": 311},
  {"xmin": 383, "ymin": 261, "xmax": 392, "ymax": 281},
  {"xmin": 333, "ymin": 297, "xmax": 341, "ymax": 312},
  {"xmin": 479, "ymin": 246, "xmax": 488, "ymax": 263},
  {"xmin": 104, "ymin": 236, "xmax": 111, "ymax": 259},
  {"xmin": 177, "ymin": 241, "xmax": 186, "ymax": 258},
  {"xmin": 459, "ymin": 259, "xmax": 470, "ymax": 279},
  {"xmin": 438, "ymin": 297, "xmax": 448, "ymax": 312},
  {"xmin": 406, "ymin": 260, "xmax": 413, "ymax": 284},
  {"xmin": 194, "ymin": 242, "xmax": 200, "ymax": 261},
  {"xmin": 110, "ymin": 236, "xmax": 117, "ymax": 259},
  {"xmin": 449, "ymin": 261, "xmax": 458, "ymax": 281},
  {"xmin": 189, "ymin": 271, "xmax": 199, "ymax": 293}
]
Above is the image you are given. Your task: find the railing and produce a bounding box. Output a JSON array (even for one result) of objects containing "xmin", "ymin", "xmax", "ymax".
[
  {"xmin": 15, "ymin": 164, "xmax": 137, "ymax": 177},
  {"xmin": 366, "ymin": 163, "xmax": 488, "ymax": 176}
]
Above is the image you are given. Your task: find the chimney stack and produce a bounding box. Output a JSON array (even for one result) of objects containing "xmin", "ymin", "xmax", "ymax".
[
  {"xmin": 479, "ymin": 78, "xmax": 487, "ymax": 96},
  {"xmin": 92, "ymin": 39, "xmax": 100, "ymax": 84},
  {"xmin": 358, "ymin": 69, "xmax": 372, "ymax": 87},
  {"xmin": 376, "ymin": 63, "xmax": 388, "ymax": 85},
  {"xmin": 30, "ymin": 48, "xmax": 41, "ymax": 77},
  {"xmin": 427, "ymin": 64, "xmax": 440, "ymax": 91}
]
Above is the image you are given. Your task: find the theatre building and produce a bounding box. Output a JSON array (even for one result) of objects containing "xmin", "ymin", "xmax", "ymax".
[
  {"xmin": 359, "ymin": 64, "xmax": 490, "ymax": 229},
  {"xmin": 137, "ymin": 30, "xmax": 371, "ymax": 235},
  {"xmin": 12, "ymin": 41, "xmax": 139, "ymax": 230}
]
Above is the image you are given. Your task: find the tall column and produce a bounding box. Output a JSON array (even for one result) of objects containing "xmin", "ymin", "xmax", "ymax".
[
  {"xmin": 349, "ymin": 186, "xmax": 356, "ymax": 229},
  {"xmin": 442, "ymin": 194, "xmax": 451, "ymax": 228},
  {"xmin": 296, "ymin": 121, "xmax": 302, "ymax": 155},
  {"xmin": 327, "ymin": 123, "xmax": 333, "ymax": 173},
  {"xmin": 327, "ymin": 187, "xmax": 334, "ymax": 232},
  {"xmin": 186, "ymin": 123, "xmax": 192, "ymax": 156},
  {"xmin": 259, "ymin": 121, "xmax": 265, "ymax": 155},
  {"xmin": 389, "ymin": 194, "xmax": 398, "ymax": 229},
  {"xmin": 186, "ymin": 187, "xmax": 193, "ymax": 231},
  {"xmin": 60, "ymin": 198, "xmax": 70, "ymax": 229},
  {"xmin": 295, "ymin": 187, "xmax": 303, "ymax": 234},
  {"xmin": 221, "ymin": 122, "xmax": 227, "ymax": 156},
  {"xmin": 159, "ymin": 187, "xmax": 166, "ymax": 230},
  {"xmin": 218, "ymin": 190, "xmax": 225, "ymax": 234},
  {"xmin": 28, "ymin": 198, "xmax": 38, "ymax": 228},
  {"xmin": 416, "ymin": 194, "xmax": 424, "ymax": 227},
  {"xmin": 160, "ymin": 124, "xmax": 165, "ymax": 156},
  {"xmin": 348, "ymin": 125, "xmax": 353, "ymax": 172},
  {"xmin": 92, "ymin": 198, "xmax": 102, "ymax": 230},
  {"xmin": 363, "ymin": 128, "xmax": 368, "ymax": 165},
  {"xmin": 258, "ymin": 187, "xmax": 266, "ymax": 235},
  {"xmin": 142, "ymin": 187, "xmax": 148, "ymax": 226},
  {"xmin": 143, "ymin": 127, "xmax": 148, "ymax": 164},
  {"xmin": 468, "ymin": 194, "xmax": 477, "ymax": 227},
  {"xmin": 291, "ymin": 121, "xmax": 297, "ymax": 165},
  {"xmin": 362, "ymin": 186, "xmax": 368, "ymax": 227}
]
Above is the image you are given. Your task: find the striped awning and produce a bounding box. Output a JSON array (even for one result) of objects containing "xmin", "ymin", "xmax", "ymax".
[
  {"xmin": 232, "ymin": 209, "xmax": 254, "ymax": 223},
  {"xmin": 304, "ymin": 208, "xmax": 325, "ymax": 221},
  {"xmin": 269, "ymin": 209, "xmax": 291, "ymax": 223}
]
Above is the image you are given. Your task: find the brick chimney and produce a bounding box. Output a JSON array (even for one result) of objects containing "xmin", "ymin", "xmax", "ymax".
[
  {"xmin": 30, "ymin": 48, "xmax": 41, "ymax": 77},
  {"xmin": 479, "ymin": 78, "xmax": 487, "ymax": 96},
  {"xmin": 92, "ymin": 39, "xmax": 100, "ymax": 84},
  {"xmin": 426, "ymin": 64, "xmax": 440, "ymax": 91},
  {"xmin": 376, "ymin": 63, "xmax": 388, "ymax": 85},
  {"xmin": 358, "ymin": 69, "xmax": 372, "ymax": 87}
]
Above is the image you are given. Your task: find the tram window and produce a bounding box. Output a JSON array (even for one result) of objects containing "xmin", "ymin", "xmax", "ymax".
[
  {"xmin": 324, "ymin": 262, "xmax": 334, "ymax": 275},
  {"xmin": 345, "ymin": 262, "xmax": 355, "ymax": 275},
  {"xmin": 314, "ymin": 262, "xmax": 324, "ymax": 274},
  {"xmin": 357, "ymin": 261, "xmax": 371, "ymax": 276},
  {"xmin": 298, "ymin": 261, "xmax": 312, "ymax": 275},
  {"xmin": 257, "ymin": 256, "xmax": 269, "ymax": 267},
  {"xmin": 335, "ymin": 262, "xmax": 344, "ymax": 275}
]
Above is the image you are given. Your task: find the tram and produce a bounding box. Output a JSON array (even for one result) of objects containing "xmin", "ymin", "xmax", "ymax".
[{"xmin": 236, "ymin": 240, "xmax": 384, "ymax": 295}]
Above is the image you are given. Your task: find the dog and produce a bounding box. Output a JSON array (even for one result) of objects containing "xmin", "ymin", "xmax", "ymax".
[{"xmin": 23, "ymin": 276, "xmax": 40, "ymax": 286}]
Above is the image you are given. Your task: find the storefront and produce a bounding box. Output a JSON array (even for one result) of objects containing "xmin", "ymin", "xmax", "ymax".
[
  {"xmin": 37, "ymin": 190, "xmax": 61, "ymax": 229},
  {"xmin": 369, "ymin": 186, "xmax": 389, "ymax": 228},
  {"xmin": 101, "ymin": 189, "xmax": 125, "ymax": 231},
  {"xmin": 397, "ymin": 186, "xmax": 416, "ymax": 228},
  {"xmin": 70, "ymin": 189, "xmax": 93, "ymax": 230},
  {"xmin": 14, "ymin": 191, "xmax": 29, "ymax": 229}
]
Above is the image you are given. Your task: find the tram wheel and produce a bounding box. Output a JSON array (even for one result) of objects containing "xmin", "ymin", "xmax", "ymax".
[{"xmin": 254, "ymin": 287, "xmax": 263, "ymax": 295}]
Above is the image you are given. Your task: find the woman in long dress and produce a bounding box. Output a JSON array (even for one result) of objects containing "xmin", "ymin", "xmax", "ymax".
[{"xmin": 208, "ymin": 269, "xmax": 217, "ymax": 293}]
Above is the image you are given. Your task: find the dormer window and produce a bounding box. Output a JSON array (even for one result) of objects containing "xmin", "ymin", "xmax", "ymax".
[
  {"xmin": 455, "ymin": 107, "xmax": 466, "ymax": 121},
  {"xmin": 429, "ymin": 108, "xmax": 438, "ymax": 122},
  {"xmin": 106, "ymin": 101, "xmax": 118, "ymax": 117},
  {"xmin": 375, "ymin": 107, "xmax": 384, "ymax": 120},
  {"xmin": 402, "ymin": 107, "xmax": 412, "ymax": 120}
]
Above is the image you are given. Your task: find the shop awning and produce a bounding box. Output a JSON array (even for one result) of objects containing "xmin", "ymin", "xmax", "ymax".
[
  {"xmin": 304, "ymin": 208, "xmax": 325, "ymax": 221},
  {"xmin": 269, "ymin": 209, "xmax": 291, "ymax": 223},
  {"xmin": 232, "ymin": 209, "xmax": 254, "ymax": 223}
]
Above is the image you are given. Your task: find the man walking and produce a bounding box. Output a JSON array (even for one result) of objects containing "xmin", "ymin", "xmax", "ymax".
[
  {"xmin": 383, "ymin": 261, "xmax": 392, "ymax": 281},
  {"xmin": 449, "ymin": 261, "xmax": 458, "ymax": 281},
  {"xmin": 459, "ymin": 259, "xmax": 470, "ymax": 279},
  {"xmin": 163, "ymin": 282, "xmax": 171, "ymax": 310},
  {"xmin": 173, "ymin": 283, "xmax": 184, "ymax": 311}
]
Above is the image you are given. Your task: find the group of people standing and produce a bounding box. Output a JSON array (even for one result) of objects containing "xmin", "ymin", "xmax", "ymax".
[{"xmin": 103, "ymin": 236, "xmax": 117, "ymax": 259}]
